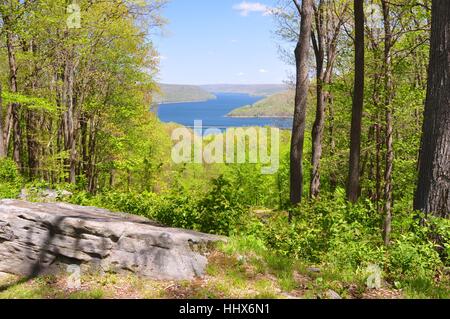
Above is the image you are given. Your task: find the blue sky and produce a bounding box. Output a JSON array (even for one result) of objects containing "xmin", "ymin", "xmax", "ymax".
[{"xmin": 153, "ymin": 0, "xmax": 292, "ymax": 85}]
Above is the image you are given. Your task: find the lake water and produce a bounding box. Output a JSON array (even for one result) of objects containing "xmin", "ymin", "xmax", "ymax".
[{"xmin": 156, "ymin": 93, "xmax": 292, "ymax": 131}]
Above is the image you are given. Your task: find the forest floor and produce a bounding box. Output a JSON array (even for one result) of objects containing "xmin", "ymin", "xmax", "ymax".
[{"xmin": 0, "ymin": 244, "xmax": 414, "ymax": 299}]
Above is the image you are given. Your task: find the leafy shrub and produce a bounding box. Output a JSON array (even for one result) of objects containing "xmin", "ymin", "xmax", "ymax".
[
  {"xmin": 151, "ymin": 191, "xmax": 200, "ymax": 230},
  {"xmin": 70, "ymin": 191, "xmax": 159, "ymax": 219},
  {"xmin": 387, "ymin": 235, "xmax": 442, "ymax": 281},
  {"xmin": 263, "ymin": 191, "xmax": 380, "ymax": 263},
  {"xmin": 263, "ymin": 214, "xmax": 327, "ymax": 262},
  {"xmin": 0, "ymin": 159, "xmax": 22, "ymax": 199},
  {"xmin": 197, "ymin": 175, "xmax": 246, "ymax": 236},
  {"xmin": 69, "ymin": 176, "xmax": 247, "ymax": 236},
  {"xmin": 258, "ymin": 192, "xmax": 447, "ymax": 287}
]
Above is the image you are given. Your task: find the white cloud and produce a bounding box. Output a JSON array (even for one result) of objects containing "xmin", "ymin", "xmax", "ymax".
[
  {"xmin": 232, "ymin": 2, "xmax": 274, "ymax": 17},
  {"xmin": 259, "ymin": 69, "xmax": 268, "ymax": 73},
  {"xmin": 237, "ymin": 72, "xmax": 245, "ymax": 76}
]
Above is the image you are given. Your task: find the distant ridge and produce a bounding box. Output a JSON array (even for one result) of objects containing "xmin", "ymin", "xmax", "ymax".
[
  {"xmin": 200, "ymin": 84, "xmax": 287, "ymax": 97},
  {"xmin": 154, "ymin": 84, "xmax": 216, "ymax": 104}
]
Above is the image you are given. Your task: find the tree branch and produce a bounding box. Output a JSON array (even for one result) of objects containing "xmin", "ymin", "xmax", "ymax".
[{"xmin": 292, "ymin": 0, "xmax": 302, "ymax": 15}]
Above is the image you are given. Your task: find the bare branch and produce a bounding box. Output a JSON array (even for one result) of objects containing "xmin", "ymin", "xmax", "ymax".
[{"xmin": 292, "ymin": 0, "xmax": 302, "ymax": 15}]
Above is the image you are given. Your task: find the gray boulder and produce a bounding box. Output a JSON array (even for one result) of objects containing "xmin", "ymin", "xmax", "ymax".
[{"xmin": 0, "ymin": 200, "xmax": 223, "ymax": 280}]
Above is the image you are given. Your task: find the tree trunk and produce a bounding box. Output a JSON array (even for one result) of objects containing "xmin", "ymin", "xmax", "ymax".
[
  {"xmin": 5, "ymin": 16, "xmax": 21, "ymax": 167},
  {"xmin": 414, "ymin": 0, "xmax": 450, "ymax": 218},
  {"xmin": 375, "ymin": 122, "xmax": 382, "ymax": 212},
  {"xmin": 0, "ymin": 82, "xmax": 5, "ymax": 158},
  {"xmin": 347, "ymin": 0, "xmax": 365, "ymax": 203},
  {"xmin": 310, "ymin": 2, "xmax": 325, "ymax": 199},
  {"xmin": 26, "ymin": 110, "xmax": 39, "ymax": 179},
  {"xmin": 25, "ymin": 40, "xmax": 40, "ymax": 179},
  {"xmin": 87, "ymin": 115, "xmax": 98, "ymax": 193},
  {"xmin": 310, "ymin": 70, "xmax": 326, "ymax": 198},
  {"xmin": 290, "ymin": 0, "xmax": 314, "ymax": 208},
  {"xmin": 328, "ymin": 95, "xmax": 337, "ymax": 191},
  {"xmin": 4, "ymin": 103, "xmax": 13, "ymax": 154},
  {"xmin": 12, "ymin": 107, "xmax": 21, "ymax": 167},
  {"xmin": 310, "ymin": 0, "xmax": 341, "ymax": 198},
  {"xmin": 370, "ymin": 68, "xmax": 383, "ymax": 212},
  {"xmin": 80, "ymin": 113, "xmax": 88, "ymax": 175},
  {"xmin": 109, "ymin": 169, "xmax": 115, "ymax": 188},
  {"xmin": 382, "ymin": 0, "xmax": 395, "ymax": 245},
  {"xmin": 62, "ymin": 56, "xmax": 77, "ymax": 184}
]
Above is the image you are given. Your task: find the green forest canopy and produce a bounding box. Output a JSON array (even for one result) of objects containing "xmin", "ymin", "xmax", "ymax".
[{"xmin": 0, "ymin": 0, "xmax": 448, "ymax": 299}]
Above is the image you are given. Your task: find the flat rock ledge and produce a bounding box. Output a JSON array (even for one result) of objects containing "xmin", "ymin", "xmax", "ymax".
[{"xmin": 0, "ymin": 200, "xmax": 224, "ymax": 280}]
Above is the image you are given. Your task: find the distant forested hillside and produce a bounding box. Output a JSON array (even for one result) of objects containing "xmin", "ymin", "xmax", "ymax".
[
  {"xmin": 201, "ymin": 84, "xmax": 287, "ymax": 97},
  {"xmin": 155, "ymin": 84, "xmax": 216, "ymax": 104},
  {"xmin": 228, "ymin": 90, "xmax": 294, "ymax": 118}
]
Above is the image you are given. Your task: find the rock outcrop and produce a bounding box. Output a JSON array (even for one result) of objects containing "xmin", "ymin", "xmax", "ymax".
[{"xmin": 0, "ymin": 200, "xmax": 223, "ymax": 280}]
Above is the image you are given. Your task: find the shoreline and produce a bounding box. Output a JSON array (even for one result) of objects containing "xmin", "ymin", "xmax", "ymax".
[
  {"xmin": 154, "ymin": 96, "xmax": 217, "ymax": 105},
  {"xmin": 227, "ymin": 114, "xmax": 293, "ymax": 119}
]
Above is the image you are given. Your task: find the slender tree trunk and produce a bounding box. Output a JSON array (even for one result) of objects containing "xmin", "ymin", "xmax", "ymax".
[
  {"xmin": 375, "ymin": 121, "xmax": 382, "ymax": 211},
  {"xmin": 109, "ymin": 169, "xmax": 115, "ymax": 188},
  {"xmin": 87, "ymin": 116, "xmax": 98, "ymax": 193},
  {"xmin": 310, "ymin": 1, "xmax": 341, "ymax": 198},
  {"xmin": 328, "ymin": 94, "xmax": 337, "ymax": 191},
  {"xmin": 5, "ymin": 16, "xmax": 21, "ymax": 167},
  {"xmin": 368, "ymin": 124, "xmax": 375, "ymax": 200},
  {"xmin": 12, "ymin": 107, "xmax": 21, "ymax": 167},
  {"xmin": 0, "ymin": 82, "xmax": 5, "ymax": 158},
  {"xmin": 80, "ymin": 113, "xmax": 88, "ymax": 175},
  {"xmin": 290, "ymin": 0, "xmax": 314, "ymax": 209},
  {"xmin": 25, "ymin": 39, "xmax": 40, "ymax": 179},
  {"xmin": 4, "ymin": 103, "xmax": 13, "ymax": 153},
  {"xmin": 347, "ymin": 0, "xmax": 365, "ymax": 203},
  {"xmin": 414, "ymin": 0, "xmax": 450, "ymax": 218},
  {"xmin": 382, "ymin": 0, "xmax": 395, "ymax": 245},
  {"xmin": 26, "ymin": 110, "xmax": 39, "ymax": 179},
  {"xmin": 62, "ymin": 55, "xmax": 77, "ymax": 184},
  {"xmin": 310, "ymin": 65, "xmax": 326, "ymax": 198},
  {"xmin": 310, "ymin": 2, "xmax": 325, "ymax": 198},
  {"xmin": 22, "ymin": 51, "xmax": 34, "ymax": 178},
  {"xmin": 370, "ymin": 67, "xmax": 383, "ymax": 211}
]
